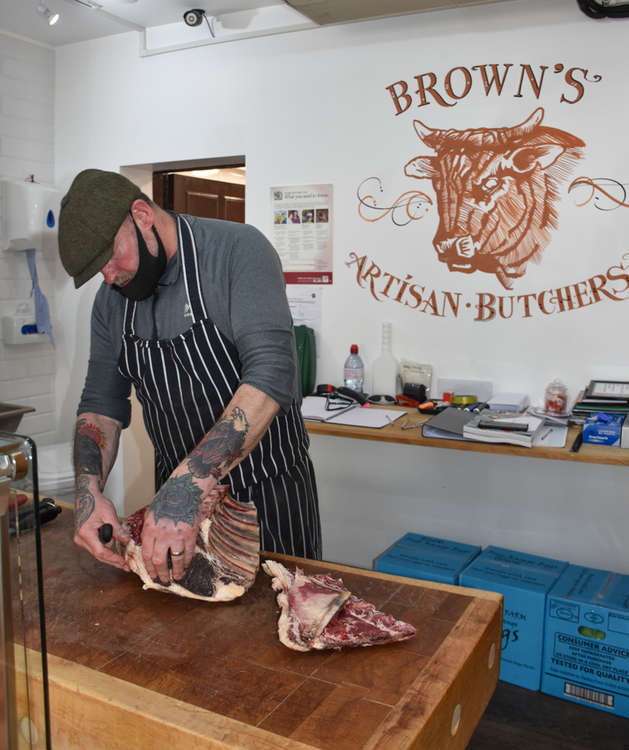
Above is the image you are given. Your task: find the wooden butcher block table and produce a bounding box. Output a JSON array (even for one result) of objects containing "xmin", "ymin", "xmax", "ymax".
[{"xmin": 21, "ymin": 509, "xmax": 502, "ymax": 750}]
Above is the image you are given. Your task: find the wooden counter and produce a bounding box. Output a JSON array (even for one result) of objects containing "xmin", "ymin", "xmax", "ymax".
[
  {"xmin": 305, "ymin": 408, "xmax": 629, "ymax": 467},
  {"xmin": 15, "ymin": 510, "xmax": 502, "ymax": 750}
]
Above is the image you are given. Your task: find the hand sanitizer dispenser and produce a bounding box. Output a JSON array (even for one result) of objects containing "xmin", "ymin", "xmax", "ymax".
[
  {"xmin": 0, "ymin": 178, "xmax": 58, "ymax": 347},
  {"xmin": 0, "ymin": 178, "xmax": 59, "ymax": 252}
]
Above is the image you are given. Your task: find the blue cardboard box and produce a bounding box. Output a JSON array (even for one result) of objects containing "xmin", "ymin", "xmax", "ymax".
[
  {"xmin": 373, "ymin": 533, "xmax": 481, "ymax": 585},
  {"xmin": 583, "ymin": 413, "xmax": 625, "ymax": 446},
  {"xmin": 541, "ymin": 565, "xmax": 629, "ymax": 718},
  {"xmin": 459, "ymin": 546, "xmax": 568, "ymax": 690}
]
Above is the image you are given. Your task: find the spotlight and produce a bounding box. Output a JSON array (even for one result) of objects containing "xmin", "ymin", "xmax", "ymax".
[
  {"xmin": 36, "ymin": 3, "xmax": 60, "ymax": 26},
  {"xmin": 183, "ymin": 9, "xmax": 205, "ymax": 27}
]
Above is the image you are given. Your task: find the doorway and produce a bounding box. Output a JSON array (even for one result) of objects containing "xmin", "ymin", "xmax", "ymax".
[{"xmin": 152, "ymin": 166, "xmax": 246, "ymax": 222}]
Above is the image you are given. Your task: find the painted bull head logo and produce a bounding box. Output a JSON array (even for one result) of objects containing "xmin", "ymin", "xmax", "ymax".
[{"xmin": 404, "ymin": 108, "xmax": 585, "ymax": 289}]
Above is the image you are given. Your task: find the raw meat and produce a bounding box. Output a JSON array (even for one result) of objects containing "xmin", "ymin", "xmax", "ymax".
[
  {"xmin": 124, "ymin": 485, "xmax": 259, "ymax": 602},
  {"xmin": 263, "ymin": 560, "xmax": 416, "ymax": 651},
  {"xmin": 262, "ymin": 560, "xmax": 351, "ymax": 649}
]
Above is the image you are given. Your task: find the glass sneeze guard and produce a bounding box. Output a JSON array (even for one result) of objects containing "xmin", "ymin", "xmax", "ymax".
[{"xmin": 0, "ymin": 431, "xmax": 51, "ymax": 749}]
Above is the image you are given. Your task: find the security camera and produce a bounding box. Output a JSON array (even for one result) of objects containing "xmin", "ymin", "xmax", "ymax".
[{"xmin": 183, "ymin": 9, "xmax": 205, "ymax": 27}]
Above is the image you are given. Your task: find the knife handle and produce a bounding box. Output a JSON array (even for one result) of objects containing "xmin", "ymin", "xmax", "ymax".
[{"xmin": 98, "ymin": 523, "xmax": 113, "ymax": 544}]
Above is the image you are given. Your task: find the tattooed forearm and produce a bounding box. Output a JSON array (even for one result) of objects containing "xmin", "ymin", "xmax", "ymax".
[
  {"xmin": 74, "ymin": 475, "xmax": 95, "ymax": 533},
  {"xmin": 150, "ymin": 475, "xmax": 203, "ymax": 527},
  {"xmin": 187, "ymin": 406, "xmax": 249, "ymax": 480},
  {"xmin": 73, "ymin": 418, "xmax": 105, "ymax": 483}
]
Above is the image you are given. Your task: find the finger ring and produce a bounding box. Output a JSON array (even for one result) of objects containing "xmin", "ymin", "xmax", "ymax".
[{"xmin": 170, "ymin": 549, "xmax": 184, "ymax": 557}]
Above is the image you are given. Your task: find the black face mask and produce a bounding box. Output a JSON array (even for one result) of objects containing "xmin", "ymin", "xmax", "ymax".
[{"xmin": 113, "ymin": 218, "xmax": 167, "ymax": 301}]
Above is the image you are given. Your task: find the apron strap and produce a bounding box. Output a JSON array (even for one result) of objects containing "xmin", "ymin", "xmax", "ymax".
[
  {"xmin": 121, "ymin": 214, "xmax": 205, "ymax": 334},
  {"xmin": 177, "ymin": 215, "xmax": 208, "ymax": 324},
  {"xmin": 122, "ymin": 297, "xmax": 136, "ymax": 335}
]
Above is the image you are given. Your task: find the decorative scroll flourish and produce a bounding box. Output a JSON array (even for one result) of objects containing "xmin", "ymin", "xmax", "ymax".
[
  {"xmin": 569, "ymin": 176, "xmax": 629, "ymax": 211},
  {"xmin": 357, "ymin": 177, "xmax": 432, "ymax": 226}
]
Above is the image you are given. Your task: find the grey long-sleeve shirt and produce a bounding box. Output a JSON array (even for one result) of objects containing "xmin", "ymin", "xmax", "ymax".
[{"xmin": 78, "ymin": 215, "xmax": 299, "ymax": 428}]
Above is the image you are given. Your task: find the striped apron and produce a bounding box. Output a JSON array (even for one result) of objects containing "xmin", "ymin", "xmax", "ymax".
[{"xmin": 118, "ymin": 215, "xmax": 321, "ymax": 559}]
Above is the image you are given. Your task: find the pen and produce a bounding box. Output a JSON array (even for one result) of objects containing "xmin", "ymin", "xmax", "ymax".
[
  {"xmin": 540, "ymin": 428, "xmax": 552, "ymax": 442},
  {"xmin": 570, "ymin": 429, "xmax": 583, "ymax": 453}
]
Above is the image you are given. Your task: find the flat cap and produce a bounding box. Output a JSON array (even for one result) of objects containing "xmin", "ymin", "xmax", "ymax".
[{"xmin": 58, "ymin": 169, "xmax": 142, "ymax": 288}]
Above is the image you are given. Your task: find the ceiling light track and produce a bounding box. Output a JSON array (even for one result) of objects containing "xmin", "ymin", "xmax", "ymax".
[
  {"xmin": 69, "ymin": 0, "xmax": 102, "ymax": 9},
  {"xmin": 64, "ymin": 0, "xmax": 144, "ymax": 31}
]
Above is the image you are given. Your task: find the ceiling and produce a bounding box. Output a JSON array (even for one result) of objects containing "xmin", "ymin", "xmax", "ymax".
[
  {"xmin": 0, "ymin": 0, "xmax": 517, "ymax": 48},
  {"xmin": 0, "ymin": 0, "xmax": 285, "ymax": 47}
]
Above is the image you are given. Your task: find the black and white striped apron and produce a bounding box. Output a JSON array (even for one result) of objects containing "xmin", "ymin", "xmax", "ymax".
[{"xmin": 118, "ymin": 215, "xmax": 321, "ymax": 559}]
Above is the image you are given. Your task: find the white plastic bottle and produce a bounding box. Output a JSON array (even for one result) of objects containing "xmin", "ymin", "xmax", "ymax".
[
  {"xmin": 343, "ymin": 345, "xmax": 364, "ymax": 393},
  {"xmin": 372, "ymin": 322, "xmax": 398, "ymax": 396}
]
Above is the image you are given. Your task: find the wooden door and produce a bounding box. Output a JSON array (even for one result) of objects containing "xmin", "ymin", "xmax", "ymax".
[{"xmin": 153, "ymin": 173, "xmax": 245, "ymax": 222}]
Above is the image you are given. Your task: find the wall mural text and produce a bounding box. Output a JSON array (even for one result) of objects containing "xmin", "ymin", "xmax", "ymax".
[
  {"xmin": 345, "ymin": 251, "xmax": 629, "ymax": 321},
  {"xmin": 386, "ymin": 64, "xmax": 602, "ymax": 114}
]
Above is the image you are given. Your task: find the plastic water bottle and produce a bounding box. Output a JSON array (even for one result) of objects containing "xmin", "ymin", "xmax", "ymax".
[{"xmin": 343, "ymin": 345, "xmax": 364, "ymax": 393}]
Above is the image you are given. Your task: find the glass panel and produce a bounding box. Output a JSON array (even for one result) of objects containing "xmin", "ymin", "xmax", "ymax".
[{"xmin": 0, "ymin": 431, "xmax": 51, "ymax": 749}]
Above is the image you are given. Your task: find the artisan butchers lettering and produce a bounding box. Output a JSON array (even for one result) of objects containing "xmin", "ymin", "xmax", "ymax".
[
  {"xmin": 346, "ymin": 251, "xmax": 461, "ymax": 317},
  {"xmin": 386, "ymin": 64, "xmax": 602, "ymax": 114},
  {"xmin": 345, "ymin": 251, "xmax": 629, "ymax": 321},
  {"xmin": 404, "ymin": 108, "xmax": 584, "ymax": 288}
]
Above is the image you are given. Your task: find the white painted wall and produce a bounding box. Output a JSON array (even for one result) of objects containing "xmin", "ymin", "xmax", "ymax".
[
  {"xmin": 53, "ymin": 0, "xmax": 629, "ymax": 571},
  {"xmin": 0, "ymin": 32, "xmax": 57, "ymax": 445}
]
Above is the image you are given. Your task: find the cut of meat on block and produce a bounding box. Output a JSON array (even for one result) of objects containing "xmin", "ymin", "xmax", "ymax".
[
  {"xmin": 263, "ymin": 560, "xmax": 416, "ymax": 651},
  {"xmin": 124, "ymin": 485, "xmax": 259, "ymax": 602},
  {"xmin": 262, "ymin": 560, "xmax": 351, "ymax": 649}
]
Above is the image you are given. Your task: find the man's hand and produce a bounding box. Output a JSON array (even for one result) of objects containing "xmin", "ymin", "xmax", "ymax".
[
  {"xmin": 140, "ymin": 387, "xmax": 278, "ymax": 584},
  {"xmin": 141, "ymin": 474, "xmax": 205, "ymax": 583},
  {"xmin": 73, "ymin": 475, "xmax": 130, "ymax": 570}
]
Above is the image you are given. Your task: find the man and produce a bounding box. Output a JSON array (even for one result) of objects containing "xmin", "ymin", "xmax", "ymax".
[{"xmin": 58, "ymin": 169, "xmax": 321, "ymax": 585}]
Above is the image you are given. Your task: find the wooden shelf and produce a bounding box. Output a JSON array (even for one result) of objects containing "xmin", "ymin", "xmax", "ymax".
[{"xmin": 305, "ymin": 407, "xmax": 629, "ymax": 467}]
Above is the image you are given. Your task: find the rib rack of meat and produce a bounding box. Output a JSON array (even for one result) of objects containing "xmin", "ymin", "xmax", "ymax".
[
  {"xmin": 263, "ymin": 560, "xmax": 416, "ymax": 651},
  {"xmin": 124, "ymin": 485, "xmax": 259, "ymax": 602}
]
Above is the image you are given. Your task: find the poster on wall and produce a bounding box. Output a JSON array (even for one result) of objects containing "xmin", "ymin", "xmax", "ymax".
[{"xmin": 270, "ymin": 184, "xmax": 333, "ymax": 284}]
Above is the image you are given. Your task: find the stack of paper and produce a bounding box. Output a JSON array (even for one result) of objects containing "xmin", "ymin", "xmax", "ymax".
[
  {"xmin": 487, "ymin": 392, "xmax": 530, "ymax": 412},
  {"xmin": 572, "ymin": 388, "xmax": 629, "ymax": 416},
  {"xmin": 463, "ymin": 410, "xmax": 545, "ymax": 447}
]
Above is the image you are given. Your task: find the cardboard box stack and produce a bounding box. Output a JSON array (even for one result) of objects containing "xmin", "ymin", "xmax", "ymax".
[
  {"xmin": 375, "ymin": 532, "xmax": 629, "ymax": 717},
  {"xmin": 373, "ymin": 533, "xmax": 481, "ymax": 585},
  {"xmin": 460, "ymin": 546, "xmax": 568, "ymax": 690},
  {"xmin": 541, "ymin": 565, "xmax": 629, "ymax": 718}
]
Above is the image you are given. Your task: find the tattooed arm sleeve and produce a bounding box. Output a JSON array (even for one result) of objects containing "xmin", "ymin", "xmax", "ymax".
[
  {"xmin": 172, "ymin": 384, "xmax": 280, "ymax": 488},
  {"xmin": 142, "ymin": 385, "xmax": 279, "ymax": 583},
  {"xmin": 73, "ymin": 412, "xmax": 122, "ymax": 489},
  {"xmin": 73, "ymin": 413, "xmax": 122, "ymax": 531}
]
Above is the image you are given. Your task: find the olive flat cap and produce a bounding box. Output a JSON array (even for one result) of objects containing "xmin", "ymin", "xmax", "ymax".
[{"xmin": 58, "ymin": 169, "xmax": 142, "ymax": 288}]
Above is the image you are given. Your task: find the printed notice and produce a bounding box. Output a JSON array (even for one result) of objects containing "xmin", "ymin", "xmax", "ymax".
[
  {"xmin": 287, "ymin": 285, "xmax": 322, "ymax": 346},
  {"xmin": 271, "ymin": 184, "xmax": 333, "ymax": 284},
  {"xmin": 550, "ymin": 632, "xmax": 629, "ymax": 696}
]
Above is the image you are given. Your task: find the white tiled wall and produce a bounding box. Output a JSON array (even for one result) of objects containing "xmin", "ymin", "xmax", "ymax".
[{"xmin": 0, "ymin": 32, "xmax": 56, "ymax": 443}]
